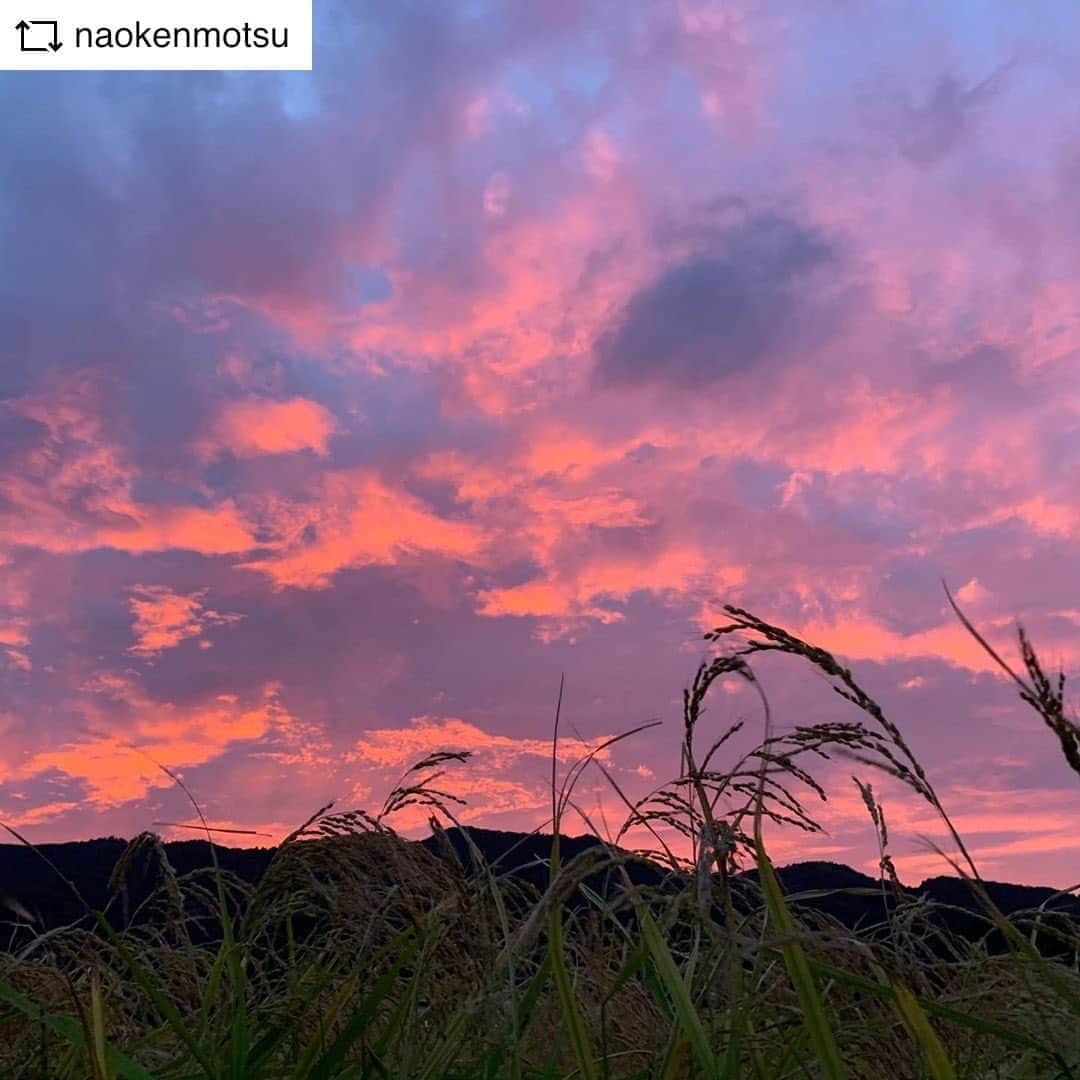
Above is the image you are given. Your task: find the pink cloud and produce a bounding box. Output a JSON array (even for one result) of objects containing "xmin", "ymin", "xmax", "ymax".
[
  {"xmin": 349, "ymin": 715, "xmax": 615, "ymax": 771},
  {"xmin": 0, "ymin": 377, "xmax": 259, "ymax": 557},
  {"xmin": 204, "ymin": 396, "xmax": 336, "ymax": 458},
  {"xmin": 340, "ymin": 715, "xmax": 629, "ymax": 834},
  {"xmin": 95, "ymin": 502, "xmax": 257, "ymax": 556},
  {"xmin": 127, "ymin": 586, "xmax": 243, "ymax": 657},
  {"xmin": 10, "ymin": 684, "xmax": 290, "ymax": 808},
  {"xmin": 0, "ymin": 618, "xmax": 31, "ymax": 670},
  {"xmin": 783, "ymin": 614, "xmax": 1009, "ymax": 674},
  {"xmin": 240, "ymin": 470, "xmax": 487, "ymax": 589}
]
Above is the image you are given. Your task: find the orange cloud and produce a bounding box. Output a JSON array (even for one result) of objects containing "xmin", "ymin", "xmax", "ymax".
[
  {"xmin": 418, "ymin": 452, "xmax": 518, "ymax": 504},
  {"xmin": 1, "ymin": 378, "xmax": 259, "ymax": 558},
  {"xmin": 350, "ymin": 715, "xmax": 615, "ymax": 770},
  {"xmin": 205, "ymin": 396, "xmax": 336, "ymax": 458},
  {"xmin": 523, "ymin": 427, "xmax": 644, "ymax": 480},
  {"xmin": 0, "ymin": 618, "xmax": 31, "ymax": 670},
  {"xmin": 14, "ymin": 685, "xmax": 290, "ymax": 807},
  {"xmin": 344, "ymin": 191, "xmax": 645, "ymax": 414},
  {"xmin": 476, "ymin": 579, "xmax": 616, "ymax": 621},
  {"xmin": 478, "ymin": 544, "xmax": 723, "ymax": 630},
  {"xmin": 97, "ymin": 502, "xmax": 256, "ymax": 556},
  {"xmin": 1, "ymin": 801, "xmax": 83, "ymax": 829},
  {"xmin": 785, "ymin": 774, "xmax": 1080, "ymax": 887},
  {"xmin": 343, "ymin": 715, "xmax": 626, "ymax": 834},
  {"xmin": 128, "ymin": 586, "xmax": 242, "ymax": 656},
  {"xmin": 241, "ymin": 470, "xmax": 486, "ymax": 589},
  {"xmin": 783, "ymin": 614, "xmax": 1007, "ymax": 674},
  {"xmin": 0, "ymin": 457, "xmax": 257, "ymax": 557},
  {"xmin": 420, "ymin": 426, "xmax": 729, "ymax": 632},
  {"xmin": 372, "ymin": 776, "xmax": 555, "ymax": 835}
]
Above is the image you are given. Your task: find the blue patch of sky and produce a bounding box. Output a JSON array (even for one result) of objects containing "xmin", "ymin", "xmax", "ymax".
[
  {"xmin": 499, "ymin": 40, "xmax": 610, "ymax": 143},
  {"xmin": 564, "ymin": 52, "xmax": 610, "ymax": 100},
  {"xmin": 279, "ymin": 73, "xmax": 321, "ymax": 120},
  {"xmin": 504, "ymin": 41, "xmax": 608, "ymax": 106},
  {"xmin": 348, "ymin": 264, "xmax": 393, "ymax": 306},
  {"xmin": 273, "ymin": 349, "xmax": 352, "ymax": 406},
  {"xmin": 666, "ymin": 65, "xmax": 712, "ymax": 126},
  {"xmin": 203, "ymin": 453, "xmax": 241, "ymax": 496},
  {"xmin": 504, "ymin": 60, "xmax": 556, "ymax": 112}
]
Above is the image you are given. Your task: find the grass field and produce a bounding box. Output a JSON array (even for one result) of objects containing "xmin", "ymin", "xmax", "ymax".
[{"xmin": 2, "ymin": 599, "xmax": 1078, "ymax": 1078}]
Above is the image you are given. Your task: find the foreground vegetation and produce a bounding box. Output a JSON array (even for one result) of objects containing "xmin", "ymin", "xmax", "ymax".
[{"xmin": 2, "ymin": 597, "xmax": 1078, "ymax": 1078}]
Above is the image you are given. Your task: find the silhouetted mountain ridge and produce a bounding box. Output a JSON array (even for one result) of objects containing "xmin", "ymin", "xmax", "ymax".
[{"xmin": 1, "ymin": 829, "xmax": 1076, "ymax": 953}]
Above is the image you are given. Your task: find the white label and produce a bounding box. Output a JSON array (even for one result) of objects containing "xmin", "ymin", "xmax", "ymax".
[{"xmin": 2, "ymin": 0, "xmax": 312, "ymax": 70}]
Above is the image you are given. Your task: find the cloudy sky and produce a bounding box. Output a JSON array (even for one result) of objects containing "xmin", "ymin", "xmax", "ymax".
[{"xmin": 1, "ymin": 0, "xmax": 1078, "ymax": 885}]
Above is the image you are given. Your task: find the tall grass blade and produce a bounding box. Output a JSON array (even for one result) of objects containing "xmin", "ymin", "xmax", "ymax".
[
  {"xmin": 637, "ymin": 906, "xmax": 718, "ymax": 1077},
  {"xmin": 548, "ymin": 905, "xmax": 598, "ymax": 1080},
  {"xmin": 0, "ymin": 979, "xmax": 153, "ymax": 1080},
  {"xmin": 891, "ymin": 979, "xmax": 957, "ymax": 1080},
  {"xmin": 807, "ymin": 959, "xmax": 1059, "ymax": 1057},
  {"xmin": 306, "ymin": 930, "xmax": 419, "ymax": 1080},
  {"xmin": 753, "ymin": 836, "xmax": 847, "ymax": 1080}
]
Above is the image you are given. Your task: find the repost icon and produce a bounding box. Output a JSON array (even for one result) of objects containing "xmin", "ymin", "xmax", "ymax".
[
  {"xmin": 4, "ymin": 1, "xmax": 310, "ymax": 70},
  {"xmin": 14, "ymin": 18, "xmax": 62, "ymax": 53}
]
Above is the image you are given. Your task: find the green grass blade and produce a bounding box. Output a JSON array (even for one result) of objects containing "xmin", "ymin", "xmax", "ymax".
[
  {"xmin": 547, "ymin": 906, "xmax": 598, "ymax": 1080},
  {"xmin": 306, "ymin": 930, "xmax": 419, "ymax": 1080},
  {"xmin": 754, "ymin": 837, "xmax": 847, "ymax": 1080},
  {"xmin": 246, "ymin": 956, "xmax": 341, "ymax": 1073},
  {"xmin": 481, "ymin": 951, "xmax": 553, "ymax": 1078},
  {"xmin": 416, "ymin": 1009, "xmax": 469, "ymax": 1080},
  {"xmin": 93, "ymin": 914, "xmax": 216, "ymax": 1076},
  {"xmin": 806, "ymin": 958, "xmax": 1056, "ymax": 1056},
  {"xmin": 637, "ymin": 907, "xmax": 718, "ymax": 1077},
  {"xmin": 369, "ymin": 975, "xmax": 416, "ymax": 1061},
  {"xmin": 603, "ymin": 942, "xmax": 646, "ymax": 1003},
  {"xmin": 0, "ymin": 979, "xmax": 154, "ymax": 1080},
  {"xmin": 891, "ymin": 980, "xmax": 957, "ymax": 1080}
]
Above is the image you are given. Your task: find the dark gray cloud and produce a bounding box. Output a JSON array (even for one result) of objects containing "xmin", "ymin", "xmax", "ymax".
[
  {"xmin": 592, "ymin": 213, "xmax": 836, "ymax": 390},
  {"xmin": 896, "ymin": 68, "xmax": 1007, "ymax": 166}
]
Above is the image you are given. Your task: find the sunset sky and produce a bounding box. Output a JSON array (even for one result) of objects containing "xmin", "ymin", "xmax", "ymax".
[{"xmin": 1, "ymin": 1, "xmax": 1078, "ymax": 886}]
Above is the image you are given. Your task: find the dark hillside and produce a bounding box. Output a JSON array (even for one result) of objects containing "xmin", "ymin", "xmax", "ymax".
[{"xmin": 2, "ymin": 830, "xmax": 1076, "ymax": 952}]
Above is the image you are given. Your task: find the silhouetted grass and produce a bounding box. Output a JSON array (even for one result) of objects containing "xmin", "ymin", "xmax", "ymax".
[{"xmin": 1, "ymin": 593, "xmax": 1078, "ymax": 1077}]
